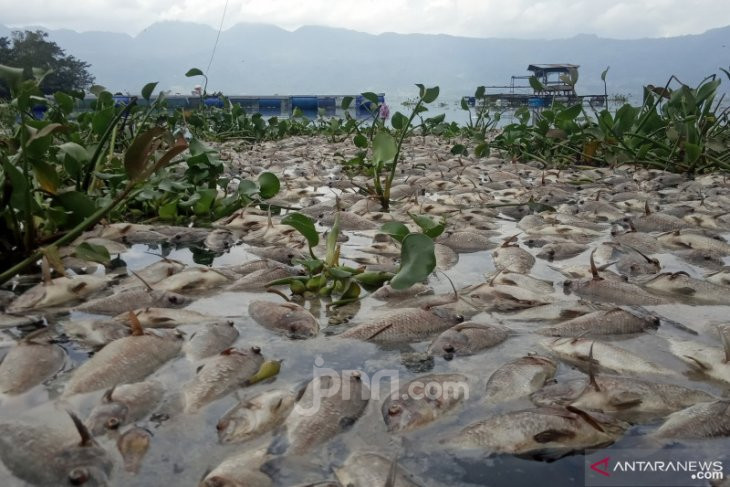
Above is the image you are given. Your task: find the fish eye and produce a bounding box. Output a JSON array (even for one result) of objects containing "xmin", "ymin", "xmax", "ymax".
[
  {"xmin": 351, "ymin": 371, "xmax": 361, "ymax": 381},
  {"xmin": 388, "ymin": 404, "xmax": 401, "ymax": 416},
  {"xmin": 68, "ymin": 467, "xmax": 89, "ymax": 485},
  {"xmin": 455, "ymin": 315, "xmax": 464, "ymax": 323},
  {"xmin": 168, "ymin": 295, "xmax": 179, "ymax": 304},
  {"xmin": 216, "ymin": 421, "xmax": 226, "ymax": 431},
  {"xmin": 443, "ymin": 344, "xmax": 455, "ymax": 353},
  {"xmin": 106, "ymin": 417, "xmax": 120, "ymax": 429},
  {"xmin": 251, "ymin": 346, "xmax": 261, "ymax": 354}
]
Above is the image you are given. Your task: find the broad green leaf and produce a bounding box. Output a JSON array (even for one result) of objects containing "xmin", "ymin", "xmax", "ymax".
[
  {"xmin": 341, "ymin": 96, "xmax": 353, "ymax": 110},
  {"xmin": 0, "ymin": 64, "xmax": 24, "ymax": 94},
  {"xmin": 53, "ymin": 92, "xmax": 74, "ymax": 114},
  {"xmin": 257, "ymin": 172, "xmax": 280, "ymax": 199},
  {"xmin": 460, "ymin": 98, "xmax": 469, "ymax": 110},
  {"xmin": 32, "ymin": 160, "xmax": 60, "ymax": 194},
  {"xmin": 329, "ymin": 266, "xmax": 354, "ymax": 279},
  {"xmin": 58, "ymin": 142, "xmax": 91, "ymax": 163},
  {"xmin": 475, "ymin": 86, "xmax": 486, "ymax": 98},
  {"xmin": 380, "ymin": 221, "xmax": 409, "ymax": 243},
  {"xmin": 124, "ymin": 127, "xmax": 165, "ymax": 180},
  {"xmin": 390, "ymin": 233, "xmax": 436, "ymax": 290},
  {"xmin": 185, "ymin": 68, "xmax": 204, "ymax": 77},
  {"xmin": 193, "ymin": 188, "xmax": 217, "ymax": 215},
  {"xmin": 422, "ymin": 86, "xmax": 439, "ymax": 103},
  {"xmin": 158, "ymin": 200, "xmax": 178, "ymax": 220},
  {"xmin": 600, "ymin": 66, "xmax": 610, "ymax": 82},
  {"xmin": 684, "ymin": 142, "xmax": 701, "ymax": 164},
  {"xmin": 409, "ymin": 213, "xmax": 445, "ymax": 238},
  {"xmin": 89, "ymin": 85, "xmax": 107, "ymax": 96},
  {"xmin": 238, "ymin": 180, "xmax": 258, "ymax": 197},
  {"xmin": 75, "ymin": 242, "xmax": 111, "ymax": 265},
  {"xmin": 141, "ymin": 81, "xmax": 159, "ymax": 101},
  {"xmin": 2, "ymin": 159, "xmax": 28, "ymax": 210},
  {"xmin": 557, "ymin": 105, "xmax": 582, "ymax": 123},
  {"xmin": 56, "ymin": 191, "xmax": 96, "ymax": 225},
  {"xmin": 415, "ymin": 83, "xmax": 426, "ymax": 98},
  {"xmin": 353, "ymin": 134, "xmax": 368, "ymax": 148},
  {"xmin": 353, "ymin": 271, "xmax": 394, "ymax": 287},
  {"xmin": 281, "ymin": 212, "xmax": 319, "ymax": 249},
  {"xmin": 361, "ymin": 92, "xmax": 379, "ymax": 105},
  {"xmin": 391, "ymin": 112, "xmax": 408, "ymax": 130},
  {"xmin": 529, "ymin": 76, "xmax": 544, "ymax": 92},
  {"xmin": 372, "ymin": 132, "xmax": 397, "ymax": 168},
  {"xmin": 450, "ymin": 144, "xmax": 468, "ymax": 155},
  {"xmin": 91, "ymin": 107, "xmax": 114, "ymax": 136}
]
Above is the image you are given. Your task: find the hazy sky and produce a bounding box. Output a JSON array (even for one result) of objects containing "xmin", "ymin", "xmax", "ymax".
[{"xmin": 1, "ymin": 0, "xmax": 729, "ymax": 39}]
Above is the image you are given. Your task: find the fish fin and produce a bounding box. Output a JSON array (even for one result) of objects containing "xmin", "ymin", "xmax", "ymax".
[
  {"xmin": 41, "ymin": 256, "xmax": 52, "ymax": 285},
  {"xmin": 683, "ymin": 354, "xmax": 711, "ymax": 371},
  {"xmin": 565, "ymin": 405, "xmax": 605, "ymax": 433},
  {"xmin": 71, "ymin": 281, "xmax": 88, "ymax": 293},
  {"xmin": 501, "ymin": 233, "xmax": 521, "ymax": 248},
  {"xmin": 533, "ymin": 429, "xmax": 576, "ymax": 443},
  {"xmin": 589, "ymin": 250, "xmax": 603, "ymax": 281},
  {"xmin": 587, "ymin": 342, "xmax": 600, "ymax": 392},
  {"xmin": 102, "ymin": 386, "xmax": 116, "ymax": 403},
  {"xmin": 128, "ymin": 311, "xmax": 144, "ymax": 336},
  {"xmin": 67, "ymin": 410, "xmax": 94, "ymax": 447},
  {"xmin": 130, "ymin": 270, "xmax": 154, "ymax": 291},
  {"xmin": 608, "ymin": 392, "xmax": 642, "ymax": 410}
]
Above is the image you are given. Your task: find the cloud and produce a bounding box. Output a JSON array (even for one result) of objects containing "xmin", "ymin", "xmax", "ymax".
[{"xmin": 0, "ymin": 0, "xmax": 728, "ymax": 39}]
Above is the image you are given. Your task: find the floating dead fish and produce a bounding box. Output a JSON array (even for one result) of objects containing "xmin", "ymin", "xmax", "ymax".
[
  {"xmin": 338, "ymin": 307, "xmax": 463, "ymax": 343},
  {"xmin": 0, "ymin": 411, "xmax": 113, "ymax": 486},
  {"xmin": 492, "ymin": 236, "xmax": 535, "ymax": 273},
  {"xmin": 0, "ymin": 329, "xmax": 66, "ymax": 395},
  {"xmin": 675, "ymin": 249, "xmax": 726, "ymax": 270},
  {"xmin": 462, "ymin": 282, "xmax": 551, "ymax": 311},
  {"xmin": 427, "ymin": 322, "xmax": 509, "ymax": 359},
  {"xmin": 641, "ymin": 271, "xmax": 730, "ymax": 305},
  {"xmin": 153, "ymin": 267, "xmax": 230, "ymax": 292},
  {"xmin": 114, "ymin": 259, "xmax": 186, "ymax": 291},
  {"xmin": 437, "ymin": 231, "xmax": 496, "ymax": 253},
  {"xmin": 485, "ymin": 355, "xmax": 557, "ymax": 403},
  {"xmin": 200, "ymin": 451, "xmax": 272, "ymax": 487},
  {"xmin": 705, "ymin": 268, "xmax": 730, "ymax": 287},
  {"xmin": 502, "ymin": 302, "xmax": 596, "ymax": 322},
  {"xmin": 75, "ymin": 287, "xmax": 191, "ymax": 315},
  {"xmin": 216, "ymin": 389, "xmax": 296, "ymax": 444},
  {"xmin": 654, "ymin": 400, "xmax": 730, "ymax": 439},
  {"xmin": 434, "ymin": 243, "xmax": 459, "ymax": 270},
  {"xmin": 382, "ymin": 373, "xmax": 467, "ymax": 432},
  {"xmin": 334, "ymin": 452, "xmax": 421, "ymax": 487},
  {"xmin": 248, "ymin": 301, "xmax": 319, "ymax": 339},
  {"xmin": 544, "ymin": 338, "xmax": 667, "ymax": 376},
  {"xmin": 183, "ymin": 346, "xmax": 264, "ymax": 412},
  {"xmin": 657, "ymin": 229, "xmax": 730, "ymax": 254},
  {"xmin": 86, "ymin": 380, "xmax": 165, "ymax": 436},
  {"xmin": 537, "ymin": 308, "xmax": 660, "ymax": 337},
  {"xmin": 64, "ymin": 315, "xmax": 182, "ymax": 395},
  {"xmin": 442, "ymin": 406, "xmax": 628, "ymax": 459},
  {"xmin": 184, "ymin": 321, "xmax": 240, "ymax": 360},
  {"xmin": 269, "ymin": 372, "xmax": 369, "ymax": 455},
  {"xmin": 319, "ymin": 211, "xmax": 377, "ymax": 230},
  {"xmin": 227, "ymin": 267, "xmax": 299, "ymax": 291},
  {"xmin": 114, "ymin": 307, "xmax": 213, "ymax": 328},
  {"xmin": 628, "ymin": 208, "xmax": 689, "ymax": 233},
  {"xmin": 668, "ymin": 338, "xmax": 730, "ymax": 384},
  {"xmin": 536, "ymin": 242, "xmax": 587, "ymax": 262},
  {"xmin": 615, "ymin": 248, "xmax": 661, "ymax": 277},
  {"xmin": 246, "ymin": 246, "xmax": 307, "ymax": 265},
  {"xmin": 117, "ymin": 426, "xmax": 151, "ymax": 474},
  {"xmin": 8, "ymin": 275, "xmax": 109, "ymax": 313},
  {"xmin": 372, "ymin": 283, "xmax": 433, "ymax": 301},
  {"xmin": 205, "ymin": 228, "xmax": 236, "ymax": 252}
]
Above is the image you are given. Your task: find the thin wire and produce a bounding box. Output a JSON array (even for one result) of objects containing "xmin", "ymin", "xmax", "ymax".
[{"xmin": 205, "ymin": 0, "xmax": 230, "ymax": 74}]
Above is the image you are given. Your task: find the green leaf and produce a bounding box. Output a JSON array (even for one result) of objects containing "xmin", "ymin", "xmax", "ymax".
[
  {"xmin": 238, "ymin": 180, "xmax": 258, "ymax": 198},
  {"xmin": 390, "ymin": 233, "xmax": 436, "ymax": 290},
  {"xmin": 380, "ymin": 222, "xmax": 410, "ymax": 243},
  {"xmin": 450, "ymin": 144, "xmax": 468, "ymax": 156},
  {"xmin": 91, "ymin": 107, "xmax": 114, "ymax": 136},
  {"xmin": 158, "ymin": 200, "xmax": 178, "ymax": 220},
  {"xmin": 557, "ymin": 105, "xmax": 582, "ymax": 123},
  {"xmin": 193, "ymin": 188, "xmax": 218, "ymax": 215},
  {"xmin": 529, "ymin": 76, "xmax": 544, "ymax": 92},
  {"xmin": 185, "ymin": 68, "xmax": 205, "ymax": 77},
  {"xmin": 329, "ymin": 266, "xmax": 354, "ymax": 279},
  {"xmin": 422, "ymin": 86, "xmax": 440, "ymax": 104},
  {"xmin": 372, "ymin": 132, "xmax": 397, "ymax": 168},
  {"xmin": 474, "ymin": 142, "xmax": 489, "ymax": 157},
  {"xmin": 353, "ymin": 134, "xmax": 368, "ymax": 148},
  {"xmin": 281, "ymin": 212, "xmax": 319, "ymax": 249},
  {"xmin": 409, "ymin": 213, "xmax": 445, "ymax": 238},
  {"xmin": 391, "ymin": 112, "xmax": 408, "ymax": 130},
  {"xmin": 361, "ymin": 92, "xmax": 379, "ymax": 105},
  {"xmin": 56, "ymin": 191, "xmax": 96, "ymax": 225},
  {"xmin": 415, "ymin": 83, "xmax": 426, "ymax": 98},
  {"xmin": 58, "ymin": 142, "xmax": 91, "ymax": 163},
  {"xmin": 89, "ymin": 85, "xmax": 107, "ymax": 96},
  {"xmin": 600, "ymin": 66, "xmax": 610, "ymax": 82},
  {"xmin": 141, "ymin": 82, "xmax": 159, "ymax": 101},
  {"xmin": 53, "ymin": 92, "xmax": 74, "ymax": 114},
  {"xmin": 475, "ymin": 86, "xmax": 486, "ymax": 98},
  {"xmin": 257, "ymin": 172, "xmax": 280, "ymax": 199},
  {"xmin": 0, "ymin": 64, "xmax": 24, "ymax": 94},
  {"xmin": 341, "ymin": 96, "xmax": 353, "ymax": 110},
  {"xmin": 75, "ymin": 242, "xmax": 111, "ymax": 265},
  {"xmin": 32, "ymin": 160, "xmax": 60, "ymax": 194},
  {"xmin": 124, "ymin": 127, "xmax": 165, "ymax": 180},
  {"xmin": 684, "ymin": 142, "xmax": 702, "ymax": 164},
  {"xmin": 460, "ymin": 98, "xmax": 469, "ymax": 110}
]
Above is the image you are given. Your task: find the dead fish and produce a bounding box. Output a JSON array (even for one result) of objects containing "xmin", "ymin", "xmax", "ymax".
[
  {"xmin": 537, "ymin": 308, "xmax": 660, "ymax": 337},
  {"xmin": 114, "ymin": 307, "xmax": 212, "ymax": 328},
  {"xmin": 382, "ymin": 374, "xmax": 467, "ymax": 432},
  {"xmin": 526, "ymin": 223, "xmax": 602, "ymax": 239},
  {"xmin": 338, "ymin": 307, "xmax": 464, "ymax": 343},
  {"xmin": 657, "ymin": 229, "xmax": 730, "ymax": 254},
  {"xmin": 536, "ymin": 242, "xmax": 587, "ymax": 261},
  {"xmin": 184, "ymin": 321, "xmax": 240, "ymax": 360},
  {"xmin": 227, "ymin": 267, "xmax": 299, "ymax": 291},
  {"xmin": 61, "ymin": 319, "xmax": 129, "ymax": 349},
  {"xmin": 654, "ymin": 400, "xmax": 730, "ymax": 439},
  {"xmin": 612, "ymin": 229, "xmax": 662, "ymax": 255},
  {"xmin": 154, "ymin": 267, "xmax": 230, "ymax": 292},
  {"xmin": 462, "ymin": 282, "xmax": 551, "ymax": 311},
  {"xmin": 675, "ymin": 249, "xmax": 726, "ymax": 270},
  {"xmin": 544, "ymin": 338, "xmax": 666, "ymax": 376},
  {"xmin": 492, "ymin": 237, "xmax": 535, "ymax": 273},
  {"xmin": 705, "ymin": 268, "xmax": 730, "ymax": 287},
  {"xmin": 372, "ymin": 283, "xmax": 433, "ymax": 301},
  {"xmin": 319, "ymin": 211, "xmax": 377, "ymax": 230},
  {"xmin": 641, "ymin": 271, "xmax": 730, "ymax": 305},
  {"xmin": 183, "ymin": 346, "xmax": 264, "ymax": 412},
  {"xmin": 0, "ymin": 312, "xmax": 47, "ymax": 330},
  {"xmin": 489, "ymin": 272, "xmax": 554, "ymax": 295},
  {"xmin": 437, "ymin": 231, "xmax": 496, "ymax": 253},
  {"xmin": 442, "ymin": 406, "xmax": 627, "ymax": 458},
  {"xmin": 0, "ymin": 330, "xmax": 66, "ymax": 395},
  {"xmin": 246, "ymin": 245, "xmax": 307, "ymax": 265},
  {"xmin": 114, "ymin": 259, "xmax": 186, "ymax": 290},
  {"xmin": 8, "ymin": 275, "xmax": 109, "ymax": 313},
  {"xmin": 428, "ymin": 322, "xmax": 509, "ymax": 359},
  {"xmin": 222, "ymin": 259, "xmax": 295, "ymax": 277},
  {"xmin": 216, "ymin": 389, "xmax": 296, "ymax": 444},
  {"xmin": 117, "ymin": 427, "xmax": 151, "ymax": 474},
  {"xmin": 668, "ymin": 338, "xmax": 730, "ymax": 384},
  {"xmin": 434, "ymin": 243, "xmax": 459, "ymax": 270},
  {"xmin": 485, "ymin": 355, "xmax": 557, "ymax": 403},
  {"xmin": 248, "ymin": 300, "xmax": 318, "ymax": 339},
  {"xmin": 628, "ymin": 209, "xmax": 689, "ymax": 233},
  {"xmin": 75, "ymin": 287, "xmax": 191, "ymax": 315},
  {"xmin": 334, "ymin": 452, "xmax": 421, "ymax": 487},
  {"xmin": 269, "ymin": 372, "xmax": 369, "ymax": 455},
  {"xmin": 64, "ymin": 315, "xmax": 183, "ymax": 395},
  {"xmin": 532, "ymin": 374, "xmax": 715, "ymax": 418},
  {"xmin": 0, "ymin": 411, "xmax": 113, "ymax": 486},
  {"xmin": 503, "ymin": 302, "xmax": 596, "ymax": 322},
  {"xmin": 156, "ymin": 225, "xmax": 210, "ymax": 246},
  {"xmin": 205, "ymin": 229, "xmax": 236, "ymax": 252},
  {"xmin": 615, "ymin": 248, "xmax": 661, "ymax": 277},
  {"xmin": 86, "ymin": 380, "xmax": 165, "ymax": 436},
  {"xmin": 200, "ymin": 451, "xmax": 272, "ymax": 487}
]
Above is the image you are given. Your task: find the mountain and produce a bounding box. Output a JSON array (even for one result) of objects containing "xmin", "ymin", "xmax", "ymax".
[{"xmin": 1, "ymin": 22, "xmax": 728, "ymax": 99}]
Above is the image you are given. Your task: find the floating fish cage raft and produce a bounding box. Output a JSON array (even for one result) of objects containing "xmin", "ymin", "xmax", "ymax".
[
  {"xmin": 464, "ymin": 64, "xmax": 607, "ymax": 108},
  {"xmin": 72, "ymin": 93, "xmax": 386, "ymax": 119}
]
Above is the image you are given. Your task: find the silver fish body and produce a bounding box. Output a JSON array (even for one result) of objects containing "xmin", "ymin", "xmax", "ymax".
[
  {"xmin": 248, "ymin": 301, "xmax": 319, "ymax": 339},
  {"xmin": 485, "ymin": 356, "xmax": 557, "ymax": 403},
  {"xmin": 216, "ymin": 389, "xmax": 296, "ymax": 444},
  {"xmin": 428, "ymin": 322, "xmax": 509, "ymax": 359}
]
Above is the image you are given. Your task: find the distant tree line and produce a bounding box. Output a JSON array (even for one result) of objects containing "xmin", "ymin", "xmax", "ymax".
[{"xmin": 0, "ymin": 30, "xmax": 95, "ymax": 98}]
